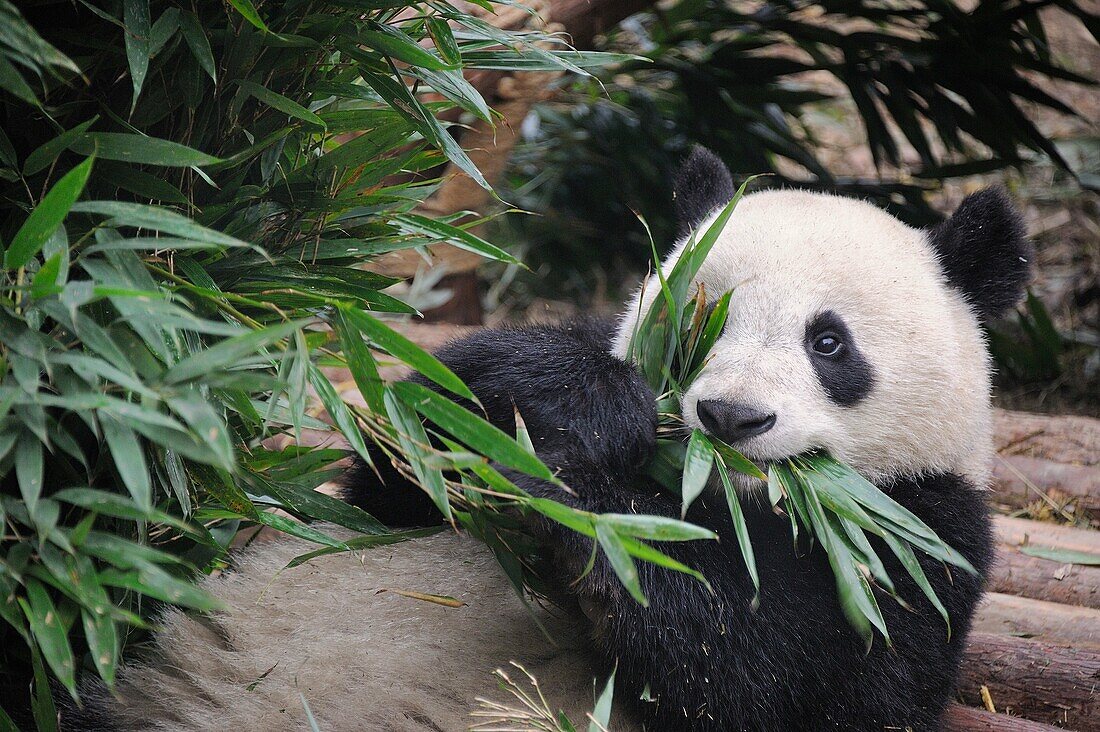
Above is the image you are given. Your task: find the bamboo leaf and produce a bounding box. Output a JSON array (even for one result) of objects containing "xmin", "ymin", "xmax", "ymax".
[
  {"xmin": 383, "ymin": 388, "xmax": 452, "ymax": 521},
  {"xmin": 333, "ymin": 309, "xmax": 385, "ymax": 415},
  {"xmin": 98, "ymin": 564, "xmax": 222, "ymax": 612},
  {"xmin": 394, "ymin": 213, "xmax": 519, "ymax": 265},
  {"xmin": 600, "ymin": 513, "xmax": 716, "ymax": 541},
  {"xmin": 163, "ymin": 319, "xmax": 305, "ymax": 385},
  {"xmin": 286, "ymin": 527, "xmax": 442, "ymax": 568},
  {"xmin": 71, "ymin": 133, "xmax": 220, "ymax": 167},
  {"xmin": 0, "ymin": 54, "xmax": 39, "ymax": 106},
  {"xmin": 460, "ymin": 50, "xmax": 642, "ymax": 71},
  {"xmin": 73, "ymin": 200, "xmax": 249, "ymax": 249},
  {"xmin": 392, "ymin": 381, "xmax": 554, "ymax": 482},
  {"xmin": 15, "ymin": 435, "xmax": 43, "ymax": 517},
  {"xmin": 123, "ymin": 0, "xmax": 151, "ymax": 113},
  {"xmin": 22, "ymin": 118, "xmax": 98, "ymax": 176},
  {"xmin": 99, "ymin": 414, "xmax": 152, "ymax": 511},
  {"xmin": 237, "ymin": 80, "xmax": 325, "ymax": 129},
  {"xmin": 1018, "ymin": 546, "xmax": 1100, "ymax": 565},
  {"xmin": 79, "ymin": 532, "xmax": 194, "ymax": 569},
  {"xmin": 307, "ymin": 362, "xmax": 373, "ymax": 463},
  {"xmin": 681, "ymin": 429, "xmax": 714, "ymax": 517},
  {"xmin": 616, "ymin": 534, "xmax": 709, "ymax": 587},
  {"xmin": 712, "ymin": 439, "xmax": 768, "ymax": 481},
  {"xmin": 21, "ymin": 579, "xmax": 76, "ymax": 695},
  {"xmin": 361, "ymin": 21, "xmax": 453, "ymax": 70},
  {"xmin": 6, "ymin": 156, "xmax": 93, "ymax": 269},
  {"xmin": 716, "ymin": 454, "xmax": 759, "ymax": 595},
  {"xmin": 253, "ymin": 512, "xmax": 348, "ymax": 549},
  {"xmin": 340, "ymin": 306, "xmax": 475, "ymax": 402},
  {"xmin": 81, "ymin": 604, "xmax": 119, "ymax": 687},
  {"xmin": 28, "ymin": 641, "xmax": 59, "ymax": 731},
  {"xmin": 226, "ymin": 0, "xmax": 269, "ymax": 32},
  {"xmin": 360, "ymin": 70, "xmax": 490, "ymax": 190},
  {"xmin": 53, "ymin": 488, "xmax": 204, "ymax": 537},
  {"xmin": 595, "ymin": 523, "xmax": 647, "ymax": 606},
  {"xmin": 589, "ymin": 667, "xmax": 615, "ymax": 732},
  {"xmin": 425, "ymin": 18, "xmax": 462, "ymax": 66},
  {"xmin": 881, "ymin": 532, "xmax": 950, "ymax": 635},
  {"xmin": 179, "ymin": 11, "xmax": 216, "ymax": 82}
]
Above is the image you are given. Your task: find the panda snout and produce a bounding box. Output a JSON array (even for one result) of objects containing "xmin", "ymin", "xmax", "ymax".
[{"xmin": 696, "ymin": 400, "xmax": 777, "ymax": 443}]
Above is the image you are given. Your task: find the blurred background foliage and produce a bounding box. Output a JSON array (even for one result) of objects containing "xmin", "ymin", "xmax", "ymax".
[{"xmin": 486, "ymin": 0, "xmax": 1099, "ymax": 414}]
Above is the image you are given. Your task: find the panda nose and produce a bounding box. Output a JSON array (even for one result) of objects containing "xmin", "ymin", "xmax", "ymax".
[{"xmin": 696, "ymin": 400, "xmax": 776, "ymax": 442}]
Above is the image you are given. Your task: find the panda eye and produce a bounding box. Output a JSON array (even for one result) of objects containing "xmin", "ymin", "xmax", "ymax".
[{"xmin": 812, "ymin": 332, "xmax": 843, "ymax": 357}]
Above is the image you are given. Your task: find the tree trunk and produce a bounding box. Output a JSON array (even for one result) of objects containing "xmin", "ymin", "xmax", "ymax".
[
  {"xmin": 990, "ymin": 410, "xmax": 1100, "ymax": 519},
  {"xmin": 992, "ymin": 455, "xmax": 1100, "ymax": 518},
  {"xmin": 995, "ymin": 516, "xmax": 1100, "ymax": 555},
  {"xmin": 993, "ymin": 410, "xmax": 1100, "ymax": 467},
  {"xmin": 543, "ymin": 0, "xmax": 653, "ymax": 45}
]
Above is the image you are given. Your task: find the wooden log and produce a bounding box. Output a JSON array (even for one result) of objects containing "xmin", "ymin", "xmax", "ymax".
[
  {"xmin": 990, "ymin": 516, "xmax": 1100, "ymax": 610},
  {"xmin": 989, "ymin": 545, "xmax": 1100, "ymax": 609},
  {"xmin": 974, "ymin": 592, "xmax": 1100, "ymax": 646},
  {"xmin": 943, "ymin": 704, "xmax": 1069, "ymax": 731},
  {"xmin": 994, "ymin": 410, "xmax": 1100, "ymax": 468},
  {"xmin": 959, "ymin": 632, "xmax": 1100, "ymax": 728},
  {"xmin": 996, "ymin": 516, "xmax": 1100, "ymax": 555},
  {"xmin": 546, "ymin": 0, "xmax": 652, "ymax": 45},
  {"xmin": 992, "ymin": 454, "xmax": 1100, "ymax": 517}
]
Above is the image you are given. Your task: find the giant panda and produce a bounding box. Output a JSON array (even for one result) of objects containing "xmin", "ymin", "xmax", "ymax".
[{"xmin": 61, "ymin": 147, "xmax": 1031, "ymax": 732}]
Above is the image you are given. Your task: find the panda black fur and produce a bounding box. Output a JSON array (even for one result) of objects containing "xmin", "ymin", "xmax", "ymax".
[{"xmin": 60, "ymin": 148, "xmax": 1030, "ymax": 731}]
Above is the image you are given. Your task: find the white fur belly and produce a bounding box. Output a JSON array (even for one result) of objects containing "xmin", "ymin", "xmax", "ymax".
[{"xmin": 94, "ymin": 530, "xmax": 639, "ymax": 732}]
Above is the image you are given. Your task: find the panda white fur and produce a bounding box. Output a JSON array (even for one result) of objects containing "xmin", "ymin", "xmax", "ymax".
[{"xmin": 62, "ymin": 148, "xmax": 1031, "ymax": 731}]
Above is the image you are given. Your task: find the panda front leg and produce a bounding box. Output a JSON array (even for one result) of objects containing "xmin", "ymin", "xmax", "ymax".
[
  {"xmin": 508, "ymin": 461, "xmax": 991, "ymax": 732},
  {"xmin": 502, "ymin": 462, "xmax": 776, "ymax": 731},
  {"xmin": 339, "ymin": 319, "xmax": 660, "ymax": 527}
]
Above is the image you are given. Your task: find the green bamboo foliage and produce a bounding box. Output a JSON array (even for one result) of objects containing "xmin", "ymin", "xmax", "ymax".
[{"xmin": 0, "ymin": 1, "xmax": 653, "ymax": 726}]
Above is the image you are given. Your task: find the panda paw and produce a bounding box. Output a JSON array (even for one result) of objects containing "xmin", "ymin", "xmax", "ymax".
[{"xmin": 561, "ymin": 361, "xmax": 659, "ymax": 480}]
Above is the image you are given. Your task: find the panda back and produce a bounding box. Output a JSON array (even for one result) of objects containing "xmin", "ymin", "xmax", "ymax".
[{"xmin": 67, "ymin": 531, "xmax": 634, "ymax": 732}]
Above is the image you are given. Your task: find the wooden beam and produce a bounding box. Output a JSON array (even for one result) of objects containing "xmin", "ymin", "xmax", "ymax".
[{"xmin": 988, "ymin": 546, "xmax": 1100, "ymax": 609}]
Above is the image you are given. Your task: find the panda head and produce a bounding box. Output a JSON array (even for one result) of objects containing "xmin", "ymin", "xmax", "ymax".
[{"xmin": 613, "ymin": 147, "xmax": 1032, "ymax": 487}]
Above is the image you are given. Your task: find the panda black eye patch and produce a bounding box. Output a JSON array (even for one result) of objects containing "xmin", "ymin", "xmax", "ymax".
[{"xmin": 804, "ymin": 310, "xmax": 875, "ymax": 407}]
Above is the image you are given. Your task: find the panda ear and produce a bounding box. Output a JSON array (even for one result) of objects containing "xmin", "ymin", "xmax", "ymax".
[
  {"xmin": 928, "ymin": 187, "xmax": 1033, "ymax": 321},
  {"xmin": 674, "ymin": 146, "xmax": 734, "ymax": 236}
]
